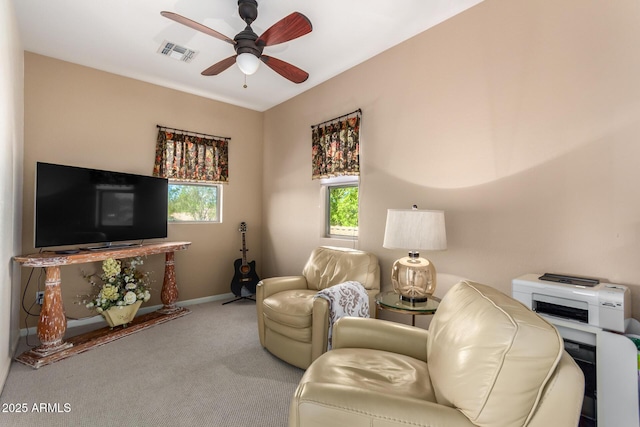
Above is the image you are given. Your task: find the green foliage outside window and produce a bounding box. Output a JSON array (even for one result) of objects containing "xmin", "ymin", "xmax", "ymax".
[
  {"xmin": 168, "ymin": 183, "xmax": 219, "ymax": 222},
  {"xmin": 328, "ymin": 185, "xmax": 359, "ymax": 236}
]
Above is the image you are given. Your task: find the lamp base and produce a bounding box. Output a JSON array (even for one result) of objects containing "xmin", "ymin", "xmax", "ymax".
[
  {"xmin": 400, "ymin": 294, "xmax": 429, "ymax": 304},
  {"xmin": 391, "ymin": 256, "xmax": 437, "ymax": 303}
]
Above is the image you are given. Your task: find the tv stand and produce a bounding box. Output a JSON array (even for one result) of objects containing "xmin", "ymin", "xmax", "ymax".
[
  {"xmin": 13, "ymin": 241, "xmax": 191, "ymax": 368},
  {"xmin": 86, "ymin": 242, "xmax": 141, "ymax": 251}
]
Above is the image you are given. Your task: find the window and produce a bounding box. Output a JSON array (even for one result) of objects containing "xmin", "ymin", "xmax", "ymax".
[
  {"xmin": 326, "ymin": 181, "xmax": 359, "ymax": 238},
  {"xmin": 311, "ymin": 110, "xmax": 361, "ymax": 238},
  {"xmin": 168, "ymin": 182, "xmax": 221, "ymax": 223}
]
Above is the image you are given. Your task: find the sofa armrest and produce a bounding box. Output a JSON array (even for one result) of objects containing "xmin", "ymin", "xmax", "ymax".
[
  {"xmin": 311, "ymin": 298, "xmax": 330, "ymax": 361},
  {"xmin": 256, "ymin": 276, "xmax": 309, "ymax": 348},
  {"xmin": 332, "ymin": 317, "xmax": 429, "ymax": 361},
  {"xmin": 257, "ymin": 276, "xmax": 308, "ymax": 299}
]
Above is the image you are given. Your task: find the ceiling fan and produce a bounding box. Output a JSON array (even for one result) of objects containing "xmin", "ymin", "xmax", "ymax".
[{"xmin": 161, "ymin": 0, "xmax": 312, "ymax": 83}]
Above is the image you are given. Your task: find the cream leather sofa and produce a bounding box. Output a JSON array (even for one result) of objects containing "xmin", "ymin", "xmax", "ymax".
[
  {"xmin": 256, "ymin": 246, "xmax": 380, "ymax": 369},
  {"xmin": 289, "ymin": 280, "xmax": 585, "ymax": 427}
]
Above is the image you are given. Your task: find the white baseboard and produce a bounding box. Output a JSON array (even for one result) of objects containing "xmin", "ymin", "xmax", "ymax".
[{"xmin": 19, "ymin": 293, "xmax": 237, "ymax": 337}]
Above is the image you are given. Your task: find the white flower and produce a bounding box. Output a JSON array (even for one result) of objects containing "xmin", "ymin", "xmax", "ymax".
[
  {"xmin": 123, "ymin": 291, "xmax": 137, "ymax": 305},
  {"xmin": 143, "ymin": 290, "xmax": 151, "ymax": 302},
  {"xmin": 126, "ymin": 283, "xmax": 137, "ymax": 290},
  {"xmin": 96, "ymin": 307, "xmax": 103, "ymax": 313}
]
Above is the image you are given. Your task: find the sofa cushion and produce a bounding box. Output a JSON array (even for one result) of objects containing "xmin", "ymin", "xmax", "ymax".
[
  {"xmin": 427, "ymin": 281, "xmax": 563, "ymax": 427},
  {"xmin": 300, "ymin": 347, "xmax": 435, "ymax": 400},
  {"xmin": 264, "ymin": 318, "xmax": 313, "ymax": 343},
  {"xmin": 263, "ymin": 289, "xmax": 317, "ymax": 329}
]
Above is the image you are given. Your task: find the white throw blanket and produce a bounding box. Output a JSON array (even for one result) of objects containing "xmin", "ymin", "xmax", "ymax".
[{"xmin": 315, "ymin": 281, "xmax": 369, "ymax": 350}]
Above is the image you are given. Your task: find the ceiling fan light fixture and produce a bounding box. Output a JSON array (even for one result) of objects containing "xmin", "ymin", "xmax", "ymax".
[{"xmin": 236, "ymin": 53, "xmax": 260, "ymax": 75}]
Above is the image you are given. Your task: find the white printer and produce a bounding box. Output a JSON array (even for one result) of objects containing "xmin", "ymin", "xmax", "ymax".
[{"xmin": 512, "ymin": 273, "xmax": 631, "ymax": 333}]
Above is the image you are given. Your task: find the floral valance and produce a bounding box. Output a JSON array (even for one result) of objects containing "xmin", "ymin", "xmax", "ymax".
[
  {"xmin": 153, "ymin": 125, "xmax": 229, "ymax": 183},
  {"xmin": 311, "ymin": 109, "xmax": 361, "ymax": 180}
]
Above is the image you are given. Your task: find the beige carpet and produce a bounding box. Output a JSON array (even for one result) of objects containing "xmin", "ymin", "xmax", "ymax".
[{"xmin": 0, "ymin": 299, "xmax": 303, "ymax": 426}]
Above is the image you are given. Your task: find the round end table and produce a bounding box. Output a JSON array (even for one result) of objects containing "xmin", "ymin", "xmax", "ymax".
[{"xmin": 375, "ymin": 291, "xmax": 440, "ymax": 326}]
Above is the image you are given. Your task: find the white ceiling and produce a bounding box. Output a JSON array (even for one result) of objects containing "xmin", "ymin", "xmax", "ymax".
[{"xmin": 13, "ymin": 0, "xmax": 483, "ymax": 112}]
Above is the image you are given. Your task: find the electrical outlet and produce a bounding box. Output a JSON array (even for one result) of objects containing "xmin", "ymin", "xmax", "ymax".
[{"xmin": 36, "ymin": 291, "xmax": 44, "ymax": 305}]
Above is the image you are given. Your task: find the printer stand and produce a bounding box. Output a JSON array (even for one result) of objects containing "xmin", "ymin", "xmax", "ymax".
[{"xmin": 548, "ymin": 317, "xmax": 639, "ymax": 427}]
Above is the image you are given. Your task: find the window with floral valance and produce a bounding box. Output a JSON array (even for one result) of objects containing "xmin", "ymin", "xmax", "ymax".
[
  {"xmin": 311, "ymin": 110, "xmax": 361, "ymax": 180},
  {"xmin": 153, "ymin": 126, "xmax": 229, "ymax": 183}
]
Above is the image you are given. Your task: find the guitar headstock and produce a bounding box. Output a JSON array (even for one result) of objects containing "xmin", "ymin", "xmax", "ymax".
[{"xmin": 239, "ymin": 222, "xmax": 247, "ymax": 233}]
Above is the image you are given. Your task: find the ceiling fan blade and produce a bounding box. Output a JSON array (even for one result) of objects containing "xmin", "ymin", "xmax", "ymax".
[
  {"xmin": 260, "ymin": 55, "xmax": 309, "ymax": 84},
  {"xmin": 161, "ymin": 11, "xmax": 236, "ymax": 45},
  {"xmin": 256, "ymin": 12, "xmax": 312, "ymax": 47},
  {"xmin": 202, "ymin": 56, "xmax": 237, "ymax": 76}
]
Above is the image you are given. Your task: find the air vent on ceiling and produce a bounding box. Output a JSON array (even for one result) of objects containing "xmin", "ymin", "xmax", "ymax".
[{"xmin": 157, "ymin": 41, "xmax": 198, "ymax": 63}]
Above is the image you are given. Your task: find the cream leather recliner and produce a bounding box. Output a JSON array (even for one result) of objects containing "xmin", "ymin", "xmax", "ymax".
[
  {"xmin": 256, "ymin": 246, "xmax": 380, "ymax": 369},
  {"xmin": 290, "ymin": 280, "xmax": 585, "ymax": 427}
]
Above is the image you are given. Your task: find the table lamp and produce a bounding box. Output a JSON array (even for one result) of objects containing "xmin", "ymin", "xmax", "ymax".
[{"xmin": 383, "ymin": 206, "xmax": 447, "ymax": 303}]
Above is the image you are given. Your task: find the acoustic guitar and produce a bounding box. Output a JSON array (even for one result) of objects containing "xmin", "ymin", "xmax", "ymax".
[{"xmin": 230, "ymin": 222, "xmax": 260, "ymax": 297}]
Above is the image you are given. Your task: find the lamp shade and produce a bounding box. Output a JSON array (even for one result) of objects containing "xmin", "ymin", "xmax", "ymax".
[
  {"xmin": 236, "ymin": 52, "xmax": 261, "ymax": 75},
  {"xmin": 383, "ymin": 209, "xmax": 447, "ymax": 251}
]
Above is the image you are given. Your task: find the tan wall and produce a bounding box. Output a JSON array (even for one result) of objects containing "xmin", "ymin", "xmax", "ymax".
[
  {"xmin": 263, "ymin": 0, "xmax": 640, "ymax": 320},
  {"xmin": 18, "ymin": 0, "xmax": 640, "ymax": 331},
  {"xmin": 22, "ymin": 53, "xmax": 263, "ymax": 326},
  {"xmin": 1, "ymin": 1, "xmax": 24, "ymax": 389}
]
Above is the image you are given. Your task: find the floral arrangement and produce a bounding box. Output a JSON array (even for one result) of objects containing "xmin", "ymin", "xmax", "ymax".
[{"xmin": 83, "ymin": 257, "xmax": 152, "ymax": 313}]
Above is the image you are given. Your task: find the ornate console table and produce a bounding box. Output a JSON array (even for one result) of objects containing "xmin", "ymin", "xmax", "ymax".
[{"xmin": 13, "ymin": 241, "xmax": 191, "ymax": 368}]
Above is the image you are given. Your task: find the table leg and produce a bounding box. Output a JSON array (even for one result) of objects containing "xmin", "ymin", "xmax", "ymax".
[
  {"xmin": 31, "ymin": 266, "xmax": 72, "ymax": 356},
  {"xmin": 159, "ymin": 251, "xmax": 180, "ymax": 314}
]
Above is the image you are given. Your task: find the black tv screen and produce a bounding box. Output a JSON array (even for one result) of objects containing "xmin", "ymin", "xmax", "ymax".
[{"xmin": 35, "ymin": 162, "xmax": 168, "ymax": 248}]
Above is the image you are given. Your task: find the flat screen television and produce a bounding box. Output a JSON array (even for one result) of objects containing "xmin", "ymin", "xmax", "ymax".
[{"xmin": 35, "ymin": 162, "xmax": 168, "ymax": 249}]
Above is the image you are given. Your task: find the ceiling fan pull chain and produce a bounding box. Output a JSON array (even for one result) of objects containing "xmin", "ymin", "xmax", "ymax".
[{"xmin": 243, "ymin": 74, "xmax": 248, "ymax": 89}]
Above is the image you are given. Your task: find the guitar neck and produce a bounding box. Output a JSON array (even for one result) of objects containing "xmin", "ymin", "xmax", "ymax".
[{"xmin": 241, "ymin": 232, "xmax": 248, "ymax": 264}]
